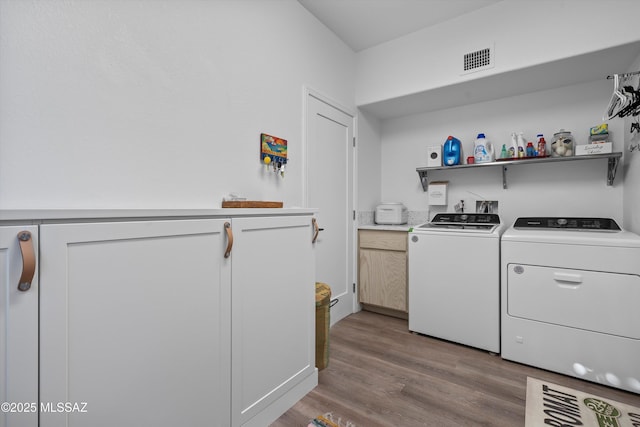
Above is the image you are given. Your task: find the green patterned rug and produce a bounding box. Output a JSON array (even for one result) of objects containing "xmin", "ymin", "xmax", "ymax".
[{"xmin": 525, "ymin": 377, "xmax": 640, "ymax": 427}]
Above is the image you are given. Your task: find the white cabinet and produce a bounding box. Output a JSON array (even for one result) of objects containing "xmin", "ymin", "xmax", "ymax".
[
  {"xmin": 39, "ymin": 219, "xmax": 231, "ymax": 427},
  {"xmin": 230, "ymin": 216, "xmax": 316, "ymax": 427},
  {"xmin": 0, "ymin": 225, "xmax": 38, "ymax": 427},
  {"xmin": 0, "ymin": 212, "xmax": 317, "ymax": 427}
]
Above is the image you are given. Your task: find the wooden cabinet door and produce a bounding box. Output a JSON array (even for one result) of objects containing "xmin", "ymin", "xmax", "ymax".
[
  {"xmin": 39, "ymin": 219, "xmax": 231, "ymax": 427},
  {"xmin": 359, "ymin": 248, "xmax": 407, "ymax": 311},
  {"xmin": 0, "ymin": 225, "xmax": 38, "ymax": 427},
  {"xmin": 230, "ymin": 215, "xmax": 317, "ymax": 427},
  {"xmin": 358, "ymin": 230, "xmax": 407, "ymax": 312}
]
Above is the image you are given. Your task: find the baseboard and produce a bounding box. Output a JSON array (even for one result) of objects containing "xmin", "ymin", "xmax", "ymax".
[
  {"xmin": 241, "ymin": 369, "xmax": 318, "ymax": 427},
  {"xmin": 361, "ymin": 303, "xmax": 408, "ymax": 320}
]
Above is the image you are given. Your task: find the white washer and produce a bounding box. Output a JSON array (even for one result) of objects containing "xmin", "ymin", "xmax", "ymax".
[
  {"xmin": 408, "ymin": 213, "xmax": 503, "ymax": 353},
  {"xmin": 501, "ymin": 217, "xmax": 640, "ymax": 394}
]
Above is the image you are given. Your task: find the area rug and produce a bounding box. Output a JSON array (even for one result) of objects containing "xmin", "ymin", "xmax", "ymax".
[
  {"xmin": 525, "ymin": 377, "xmax": 640, "ymax": 427},
  {"xmin": 308, "ymin": 412, "xmax": 356, "ymax": 427}
]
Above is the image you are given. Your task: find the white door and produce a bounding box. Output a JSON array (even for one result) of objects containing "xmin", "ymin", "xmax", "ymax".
[
  {"xmin": 306, "ymin": 91, "xmax": 355, "ymax": 325},
  {"xmin": 39, "ymin": 219, "xmax": 231, "ymax": 427},
  {"xmin": 0, "ymin": 226, "xmax": 38, "ymax": 427},
  {"xmin": 230, "ymin": 215, "xmax": 316, "ymax": 427}
]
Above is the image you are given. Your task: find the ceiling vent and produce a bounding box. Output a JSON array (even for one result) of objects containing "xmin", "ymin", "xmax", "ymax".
[{"xmin": 461, "ymin": 44, "xmax": 495, "ymax": 75}]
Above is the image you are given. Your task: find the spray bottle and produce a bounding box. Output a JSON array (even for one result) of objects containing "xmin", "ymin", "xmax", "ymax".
[
  {"xmin": 508, "ymin": 132, "xmax": 518, "ymax": 158},
  {"xmin": 516, "ymin": 132, "xmax": 527, "ymax": 158}
]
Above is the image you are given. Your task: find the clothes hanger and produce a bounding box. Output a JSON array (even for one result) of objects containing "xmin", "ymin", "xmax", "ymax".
[
  {"xmin": 617, "ymin": 72, "xmax": 640, "ymax": 118},
  {"xmin": 603, "ymin": 74, "xmax": 629, "ymax": 120},
  {"xmin": 616, "ymin": 84, "xmax": 638, "ymax": 117}
]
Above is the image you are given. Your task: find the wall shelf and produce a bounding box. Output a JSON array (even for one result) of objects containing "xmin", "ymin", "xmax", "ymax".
[{"xmin": 416, "ymin": 152, "xmax": 622, "ymax": 190}]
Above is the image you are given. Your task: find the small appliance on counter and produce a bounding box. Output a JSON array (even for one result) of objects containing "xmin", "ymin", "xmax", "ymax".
[{"xmin": 375, "ymin": 202, "xmax": 408, "ymax": 225}]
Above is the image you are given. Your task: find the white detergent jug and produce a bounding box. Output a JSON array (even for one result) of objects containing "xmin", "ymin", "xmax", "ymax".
[{"xmin": 473, "ymin": 133, "xmax": 495, "ymax": 163}]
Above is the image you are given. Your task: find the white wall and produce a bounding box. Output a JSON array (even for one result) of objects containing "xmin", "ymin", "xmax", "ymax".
[
  {"xmin": 0, "ymin": 0, "xmax": 355, "ymax": 209},
  {"xmin": 356, "ymin": 0, "xmax": 640, "ymax": 107},
  {"xmin": 353, "ymin": 0, "xmax": 640, "ymax": 228},
  {"xmin": 380, "ymin": 79, "xmax": 625, "ymax": 227},
  {"xmin": 356, "ymin": 109, "xmax": 381, "ymax": 212}
]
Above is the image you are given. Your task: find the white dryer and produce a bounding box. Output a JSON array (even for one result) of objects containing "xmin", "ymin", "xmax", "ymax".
[{"xmin": 501, "ymin": 217, "xmax": 640, "ymax": 394}]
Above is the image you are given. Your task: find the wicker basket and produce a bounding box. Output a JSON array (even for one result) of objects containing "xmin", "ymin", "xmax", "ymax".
[{"xmin": 315, "ymin": 282, "xmax": 331, "ymax": 370}]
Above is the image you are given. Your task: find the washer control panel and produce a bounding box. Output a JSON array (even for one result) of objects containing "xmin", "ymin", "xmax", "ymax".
[{"xmin": 431, "ymin": 213, "xmax": 500, "ymax": 225}]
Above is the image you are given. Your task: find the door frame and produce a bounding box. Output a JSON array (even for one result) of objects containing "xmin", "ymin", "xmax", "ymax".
[{"xmin": 302, "ymin": 86, "xmax": 359, "ymax": 320}]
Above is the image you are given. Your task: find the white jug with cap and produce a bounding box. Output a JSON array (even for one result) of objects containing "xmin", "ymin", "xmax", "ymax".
[{"xmin": 474, "ymin": 133, "xmax": 495, "ymax": 164}]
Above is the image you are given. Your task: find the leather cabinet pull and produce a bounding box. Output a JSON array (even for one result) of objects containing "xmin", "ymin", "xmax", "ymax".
[
  {"xmin": 224, "ymin": 222, "xmax": 233, "ymax": 258},
  {"xmin": 17, "ymin": 231, "xmax": 35, "ymax": 292},
  {"xmin": 312, "ymin": 218, "xmax": 320, "ymax": 243}
]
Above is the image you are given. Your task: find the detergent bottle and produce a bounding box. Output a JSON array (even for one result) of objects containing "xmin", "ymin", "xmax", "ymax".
[
  {"xmin": 500, "ymin": 144, "xmax": 508, "ymax": 159},
  {"xmin": 536, "ymin": 133, "xmax": 547, "ymax": 157},
  {"xmin": 473, "ymin": 133, "xmax": 494, "ymax": 164},
  {"xmin": 526, "ymin": 142, "xmax": 535, "ymax": 157},
  {"xmin": 443, "ymin": 135, "xmax": 462, "ymax": 166},
  {"xmin": 516, "ymin": 132, "xmax": 527, "ymax": 158}
]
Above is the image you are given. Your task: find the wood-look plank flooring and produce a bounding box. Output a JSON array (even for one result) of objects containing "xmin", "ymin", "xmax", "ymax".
[{"xmin": 271, "ymin": 310, "xmax": 640, "ymax": 427}]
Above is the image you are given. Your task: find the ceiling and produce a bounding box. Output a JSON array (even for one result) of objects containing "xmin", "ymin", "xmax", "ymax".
[{"xmin": 297, "ymin": 0, "xmax": 502, "ymax": 52}]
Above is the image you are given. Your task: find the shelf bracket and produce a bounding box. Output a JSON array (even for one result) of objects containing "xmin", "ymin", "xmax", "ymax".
[
  {"xmin": 607, "ymin": 156, "xmax": 619, "ymax": 186},
  {"xmin": 417, "ymin": 169, "xmax": 429, "ymax": 191},
  {"xmin": 502, "ymin": 166, "xmax": 508, "ymax": 189}
]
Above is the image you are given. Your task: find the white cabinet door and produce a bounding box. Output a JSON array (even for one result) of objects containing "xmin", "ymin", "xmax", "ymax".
[
  {"xmin": 0, "ymin": 226, "xmax": 38, "ymax": 427},
  {"xmin": 39, "ymin": 219, "xmax": 231, "ymax": 427},
  {"xmin": 230, "ymin": 215, "xmax": 317, "ymax": 427}
]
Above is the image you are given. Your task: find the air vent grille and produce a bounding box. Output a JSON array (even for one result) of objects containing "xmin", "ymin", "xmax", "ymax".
[
  {"xmin": 461, "ymin": 45, "xmax": 494, "ymax": 75},
  {"xmin": 464, "ymin": 48, "xmax": 490, "ymax": 71}
]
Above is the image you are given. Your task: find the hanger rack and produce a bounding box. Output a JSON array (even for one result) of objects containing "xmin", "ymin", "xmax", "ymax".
[
  {"xmin": 606, "ymin": 70, "xmax": 640, "ymax": 79},
  {"xmin": 603, "ymin": 71, "xmax": 640, "ymax": 120}
]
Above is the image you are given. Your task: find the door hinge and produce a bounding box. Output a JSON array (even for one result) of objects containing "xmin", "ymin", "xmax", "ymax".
[
  {"xmin": 353, "ymin": 283, "xmax": 356, "ymax": 293},
  {"xmin": 353, "ymin": 137, "xmax": 356, "ymax": 147},
  {"xmin": 353, "ymin": 210, "xmax": 356, "ymax": 220}
]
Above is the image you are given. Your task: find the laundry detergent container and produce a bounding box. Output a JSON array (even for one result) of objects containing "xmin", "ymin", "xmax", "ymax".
[{"xmin": 315, "ymin": 282, "xmax": 331, "ymax": 370}]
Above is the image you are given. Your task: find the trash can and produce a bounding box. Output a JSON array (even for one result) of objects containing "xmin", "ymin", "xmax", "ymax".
[{"xmin": 315, "ymin": 282, "xmax": 331, "ymax": 370}]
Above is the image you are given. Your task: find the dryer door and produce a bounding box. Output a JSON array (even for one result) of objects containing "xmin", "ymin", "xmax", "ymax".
[{"xmin": 507, "ymin": 264, "xmax": 640, "ymax": 340}]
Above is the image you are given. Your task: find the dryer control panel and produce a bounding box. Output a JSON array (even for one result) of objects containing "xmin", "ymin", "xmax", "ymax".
[{"xmin": 513, "ymin": 217, "xmax": 621, "ymax": 231}]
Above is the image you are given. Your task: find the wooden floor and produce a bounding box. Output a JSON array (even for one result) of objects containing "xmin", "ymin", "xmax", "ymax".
[{"xmin": 271, "ymin": 310, "xmax": 640, "ymax": 427}]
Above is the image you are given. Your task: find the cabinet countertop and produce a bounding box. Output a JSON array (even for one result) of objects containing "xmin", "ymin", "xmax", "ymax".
[
  {"xmin": 358, "ymin": 224, "xmax": 415, "ymax": 232},
  {"xmin": 0, "ymin": 208, "xmax": 317, "ymax": 222}
]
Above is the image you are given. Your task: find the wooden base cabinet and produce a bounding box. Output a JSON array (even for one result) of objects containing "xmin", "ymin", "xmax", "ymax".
[
  {"xmin": 1, "ymin": 213, "xmax": 316, "ymax": 427},
  {"xmin": 358, "ymin": 230, "xmax": 408, "ymax": 316}
]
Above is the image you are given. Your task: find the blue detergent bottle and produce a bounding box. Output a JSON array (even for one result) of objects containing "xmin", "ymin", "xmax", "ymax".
[{"xmin": 443, "ymin": 136, "xmax": 462, "ymax": 166}]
